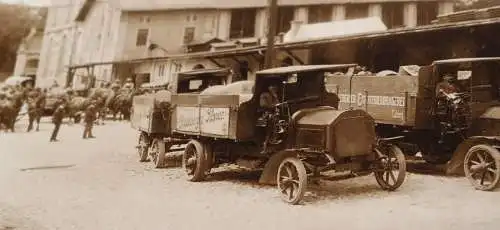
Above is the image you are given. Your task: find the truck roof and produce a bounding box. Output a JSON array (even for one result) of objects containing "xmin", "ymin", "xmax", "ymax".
[
  {"xmin": 178, "ymin": 68, "xmax": 231, "ymax": 77},
  {"xmin": 433, "ymin": 57, "xmax": 500, "ymax": 65},
  {"xmin": 256, "ymin": 64, "xmax": 356, "ymax": 76}
]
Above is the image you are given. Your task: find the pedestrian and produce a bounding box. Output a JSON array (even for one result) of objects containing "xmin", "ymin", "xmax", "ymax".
[
  {"xmin": 50, "ymin": 104, "xmax": 65, "ymax": 142},
  {"xmin": 83, "ymin": 101, "xmax": 97, "ymax": 139}
]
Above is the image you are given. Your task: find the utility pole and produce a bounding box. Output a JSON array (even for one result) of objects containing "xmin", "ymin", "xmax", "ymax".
[{"xmin": 264, "ymin": 0, "xmax": 278, "ymax": 69}]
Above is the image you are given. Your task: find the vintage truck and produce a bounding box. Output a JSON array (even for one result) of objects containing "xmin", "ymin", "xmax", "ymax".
[
  {"xmin": 131, "ymin": 68, "xmax": 232, "ymax": 168},
  {"xmin": 168, "ymin": 64, "xmax": 406, "ymax": 204},
  {"xmin": 326, "ymin": 57, "xmax": 500, "ymax": 191}
]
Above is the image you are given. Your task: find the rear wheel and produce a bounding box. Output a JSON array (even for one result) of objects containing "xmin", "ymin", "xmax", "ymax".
[
  {"xmin": 374, "ymin": 145, "xmax": 406, "ymax": 191},
  {"xmin": 150, "ymin": 138, "xmax": 165, "ymax": 168},
  {"xmin": 464, "ymin": 145, "xmax": 500, "ymax": 191},
  {"xmin": 277, "ymin": 157, "xmax": 307, "ymax": 205},
  {"xmin": 137, "ymin": 133, "xmax": 149, "ymax": 162},
  {"xmin": 183, "ymin": 140, "xmax": 210, "ymax": 182}
]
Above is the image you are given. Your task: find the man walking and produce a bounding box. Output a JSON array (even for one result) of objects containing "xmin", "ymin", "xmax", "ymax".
[
  {"xmin": 50, "ymin": 104, "xmax": 65, "ymax": 142},
  {"xmin": 83, "ymin": 101, "xmax": 97, "ymax": 139}
]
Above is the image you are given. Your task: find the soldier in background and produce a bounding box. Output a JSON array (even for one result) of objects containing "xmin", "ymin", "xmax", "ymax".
[
  {"xmin": 50, "ymin": 104, "xmax": 65, "ymax": 142},
  {"xmin": 83, "ymin": 101, "xmax": 97, "ymax": 139},
  {"xmin": 122, "ymin": 78, "xmax": 134, "ymax": 90},
  {"xmin": 111, "ymin": 79, "xmax": 121, "ymax": 91}
]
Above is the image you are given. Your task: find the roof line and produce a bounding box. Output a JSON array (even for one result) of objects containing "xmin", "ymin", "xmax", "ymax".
[{"xmin": 276, "ymin": 17, "xmax": 500, "ymax": 49}]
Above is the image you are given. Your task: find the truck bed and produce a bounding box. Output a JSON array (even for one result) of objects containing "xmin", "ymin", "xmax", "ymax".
[
  {"xmin": 171, "ymin": 94, "xmax": 244, "ymax": 139},
  {"xmin": 326, "ymin": 75, "xmax": 418, "ymax": 126}
]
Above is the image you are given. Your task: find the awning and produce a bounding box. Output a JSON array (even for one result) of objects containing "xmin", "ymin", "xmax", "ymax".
[{"xmin": 3, "ymin": 76, "xmax": 33, "ymax": 86}]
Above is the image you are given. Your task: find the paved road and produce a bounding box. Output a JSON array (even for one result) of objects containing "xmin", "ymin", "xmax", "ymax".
[{"xmin": 1, "ymin": 118, "xmax": 500, "ymax": 230}]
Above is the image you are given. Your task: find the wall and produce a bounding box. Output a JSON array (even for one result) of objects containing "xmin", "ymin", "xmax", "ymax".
[
  {"xmin": 36, "ymin": 0, "xmax": 121, "ymax": 88},
  {"xmin": 118, "ymin": 9, "xmax": 221, "ymax": 61},
  {"xmin": 36, "ymin": 0, "xmax": 82, "ymax": 87},
  {"xmin": 74, "ymin": 1, "xmax": 121, "ymax": 83},
  {"xmin": 13, "ymin": 32, "xmax": 42, "ymax": 77}
]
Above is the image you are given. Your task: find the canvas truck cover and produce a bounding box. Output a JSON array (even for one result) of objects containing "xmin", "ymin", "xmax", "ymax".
[
  {"xmin": 171, "ymin": 93, "xmax": 249, "ymax": 139},
  {"xmin": 326, "ymin": 74, "xmax": 419, "ymax": 126}
]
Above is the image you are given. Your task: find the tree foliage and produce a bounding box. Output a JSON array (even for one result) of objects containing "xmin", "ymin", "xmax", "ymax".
[{"xmin": 0, "ymin": 3, "xmax": 46, "ymax": 73}]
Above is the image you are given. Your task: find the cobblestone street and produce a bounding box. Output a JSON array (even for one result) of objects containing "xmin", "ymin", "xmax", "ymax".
[{"xmin": 1, "ymin": 118, "xmax": 500, "ymax": 230}]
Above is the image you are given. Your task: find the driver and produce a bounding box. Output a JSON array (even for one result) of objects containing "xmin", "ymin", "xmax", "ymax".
[
  {"xmin": 436, "ymin": 74, "xmax": 463, "ymax": 97},
  {"xmin": 435, "ymin": 73, "xmax": 469, "ymax": 138},
  {"xmin": 259, "ymin": 85, "xmax": 279, "ymax": 109},
  {"xmin": 258, "ymin": 85, "xmax": 280, "ymax": 153}
]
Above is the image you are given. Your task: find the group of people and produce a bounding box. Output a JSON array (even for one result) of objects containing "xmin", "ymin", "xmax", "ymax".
[
  {"xmin": 49, "ymin": 97, "xmax": 98, "ymax": 142},
  {"xmin": 49, "ymin": 77, "xmax": 136, "ymax": 142},
  {"xmin": 0, "ymin": 76, "xmax": 137, "ymax": 142}
]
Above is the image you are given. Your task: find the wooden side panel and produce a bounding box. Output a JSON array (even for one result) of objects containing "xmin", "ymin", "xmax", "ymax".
[
  {"xmin": 199, "ymin": 95, "xmax": 239, "ymax": 138},
  {"xmin": 326, "ymin": 75, "xmax": 419, "ymax": 126},
  {"xmin": 171, "ymin": 94, "xmax": 240, "ymax": 139},
  {"xmin": 131, "ymin": 95, "xmax": 155, "ymax": 132}
]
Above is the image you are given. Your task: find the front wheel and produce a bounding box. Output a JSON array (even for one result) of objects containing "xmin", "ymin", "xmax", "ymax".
[
  {"xmin": 374, "ymin": 145, "xmax": 406, "ymax": 191},
  {"xmin": 277, "ymin": 157, "xmax": 307, "ymax": 205},
  {"xmin": 464, "ymin": 145, "xmax": 500, "ymax": 191}
]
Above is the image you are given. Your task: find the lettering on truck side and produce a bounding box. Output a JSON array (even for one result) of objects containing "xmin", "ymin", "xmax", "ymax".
[{"xmin": 338, "ymin": 93, "xmax": 406, "ymax": 107}]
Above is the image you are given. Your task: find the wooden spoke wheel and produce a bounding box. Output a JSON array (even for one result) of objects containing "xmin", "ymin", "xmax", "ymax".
[
  {"xmin": 464, "ymin": 145, "xmax": 500, "ymax": 191},
  {"xmin": 374, "ymin": 145, "xmax": 406, "ymax": 191},
  {"xmin": 137, "ymin": 133, "xmax": 149, "ymax": 162},
  {"xmin": 277, "ymin": 157, "xmax": 307, "ymax": 205},
  {"xmin": 182, "ymin": 140, "xmax": 209, "ymax": 182},
  {"xmin": 149, "ymin": 138, "xmax": 165, "ymax": 168}
]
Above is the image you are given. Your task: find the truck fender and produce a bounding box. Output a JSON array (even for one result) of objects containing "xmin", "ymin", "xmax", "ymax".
[
  {"xmin": 258, "ymin": 150, "xmax": 298, "ymax": 185},
  {"xmin": 446, "ymin": 136, "xmax": 500, "ymax": 176}
]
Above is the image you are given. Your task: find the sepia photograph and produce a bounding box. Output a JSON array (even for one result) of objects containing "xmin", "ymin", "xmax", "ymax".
[{"xmin": 1, "ymin": 0, "xmax": 500, "ymax": 229}]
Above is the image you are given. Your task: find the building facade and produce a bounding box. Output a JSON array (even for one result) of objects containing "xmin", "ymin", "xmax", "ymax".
[
  {"xmin": 13, "ymin": 27, "xmax": 44, "ymax": 80},
  {"xmin": 36, "ymin": 0, "xmax": 455, "ymax": 88},
  {"xmin": 35, "ymin": 0, "xmax": 121, "ymax": 88}
]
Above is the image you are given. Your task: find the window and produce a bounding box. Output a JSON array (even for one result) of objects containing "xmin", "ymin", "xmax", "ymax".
[
  {"xmin": 308, "ymin": 5, "xmax": 332, "ymax": 23},
  {"xmin": 26, "ymin": 59, "xmax": 39, "ymax": 68},
  {"xmin": 229, "ymin": 9, "xmax": 257, "ymax": 39},
  {"xmin": 277, "ymin": 7, "xmax": 295, "ymax": 34},
  {"xmin": 158, "ymin": 64, "xmax": 166, "ymax": 76},
  {"xmin": 382, "ymin": 3, "xmax": 404, "ymax": 29},
  {"xmin": 189, "ymin": 79, "xmax": 203, "ymax": 90},
  {"xmin": 140, "ymin": 16, "xmax": 151, "ymax": 23},
  {"xmin": 204, "ymin": 15, "xmax": 215, "ymax": 33},
  {"xmin": 417, "ymin": 2, "xmax": 438, "ymax": 25},
  {"xmin": 345, "ymin": 4, "xmax": 369, "ymax": 20},
  {"xmin": 457, "ymin": 71, "xmax": 472, "ymax": 80},
  {"xmin": 136, "ymin": 29, "xmax": 149, "ymax": 46},
  {"xmin": 173, "ymin": 63, "xmax": 182, "ymax": 72},
  {"xmin": 183, "ymin": 27, "xmax": 195, "ymax": 44}
]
